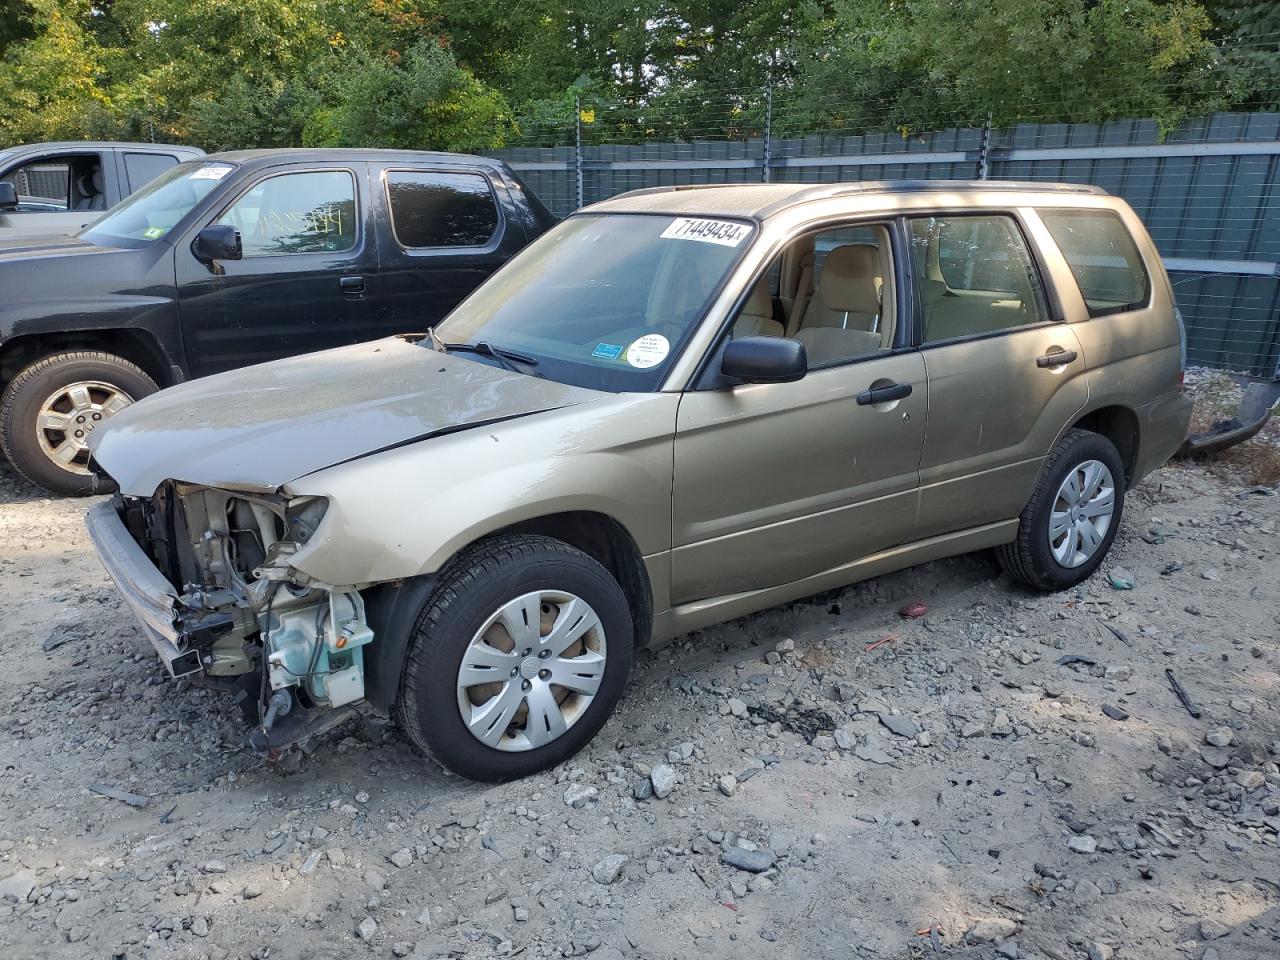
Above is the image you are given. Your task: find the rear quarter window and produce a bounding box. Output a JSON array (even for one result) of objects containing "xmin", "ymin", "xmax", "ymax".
[{"xmin": 1040, "ymin": 210, "xmax": 1151, "ymax": 317}]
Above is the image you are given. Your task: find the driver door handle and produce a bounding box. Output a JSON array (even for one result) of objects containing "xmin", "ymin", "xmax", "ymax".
[
  {"xmin": 339, "ymin": 275, "xmax": 365, "ymax": 294},
  {"xmin": 1036, "ymin": 349, "xmax": 1077, "ymax": 368},
  {"xmin": 856, "ymin": 382, "xmax": 912, "ymax": 406}
]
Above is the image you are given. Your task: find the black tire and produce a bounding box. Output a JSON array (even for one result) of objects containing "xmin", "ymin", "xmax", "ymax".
[
  {"xmin": 0, "ymin": 351, "xmax": 158, "ymax": 496},
  {"xmin": 997, "ymin": 428, "xmax": 1126, "ymax": 591},
  {"xmin": 396, "ymin": 534, "xmax": 633, "ymax": 782}
]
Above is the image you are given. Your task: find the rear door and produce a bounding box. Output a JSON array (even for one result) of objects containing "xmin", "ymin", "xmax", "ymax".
[
  {"xmin": 910, "ymin": 212, "xmax": 1088, "ymax": 539},
  {"xmin": 175, "ymin": 162, "xmax": 381, "ymax": 377},
  {"xmin": 371, "ymin": 166, "xmax": 524, "ymax": 335}
]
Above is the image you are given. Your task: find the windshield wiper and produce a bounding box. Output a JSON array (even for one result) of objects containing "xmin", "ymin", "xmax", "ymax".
[{"xmin": 438, "ymin": 339, "xmax": 542, "ymax": 376}]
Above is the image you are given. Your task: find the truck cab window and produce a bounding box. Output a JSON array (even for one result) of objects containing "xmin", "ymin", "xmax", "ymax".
[{"xmin": 219, "ymin": 171, "xmax": 357, "ymax": 256}]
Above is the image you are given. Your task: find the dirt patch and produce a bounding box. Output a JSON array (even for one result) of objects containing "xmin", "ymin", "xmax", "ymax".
[{"xmin": 0, "ymin": 454, "xmax": 1277, "ymax": 960}]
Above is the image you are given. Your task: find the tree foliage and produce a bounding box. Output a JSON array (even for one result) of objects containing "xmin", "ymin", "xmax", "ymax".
[{"xmin": 0, "ymin": 0, "xmax": 1268, "ymax": 150}]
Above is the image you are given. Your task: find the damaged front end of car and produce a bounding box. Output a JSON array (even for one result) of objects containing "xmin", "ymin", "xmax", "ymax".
[{"xmin": 87, "ymin": 481, "xmax": 373, "ymax": 756}]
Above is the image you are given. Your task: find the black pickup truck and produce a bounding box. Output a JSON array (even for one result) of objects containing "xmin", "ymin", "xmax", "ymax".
[{"xmin": 0, "ymin": 149, "xmax": 555, "ymax": 494}]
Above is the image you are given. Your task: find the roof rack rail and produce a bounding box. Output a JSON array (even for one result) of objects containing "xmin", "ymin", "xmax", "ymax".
[
  {"xmin": 755, "ymin": 179, "xmax": 1107, "ymax": 218},
  {"xmin": 603, "ymin": 178, "xmax": 1108, "ymax": 218}
]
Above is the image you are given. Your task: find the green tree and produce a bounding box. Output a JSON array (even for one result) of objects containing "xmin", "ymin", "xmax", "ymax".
[
  {"xmin": 0, "ymin": 0, "xmax": 111, "ymax": 143},
  {"xmin": 304, "ymin": 40, "xmax": 515, "ymax": 151},
  {"xmin": 1211, "ymin": 1, "xmax": 1280, "ymax": 107}
]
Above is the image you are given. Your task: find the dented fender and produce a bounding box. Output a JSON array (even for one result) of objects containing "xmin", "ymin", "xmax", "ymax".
[{"xmin": 281, "ymin": 392, "xmax": 680, "ymax": 587}]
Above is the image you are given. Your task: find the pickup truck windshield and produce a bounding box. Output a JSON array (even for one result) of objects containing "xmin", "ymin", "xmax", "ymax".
[
  {"xmin": 81, "ymin": 161, "xmax": 237, "ymax": 245},
  {"xmin": 433, "ymin": 213, "xmax": 754, "ymax": 391}
]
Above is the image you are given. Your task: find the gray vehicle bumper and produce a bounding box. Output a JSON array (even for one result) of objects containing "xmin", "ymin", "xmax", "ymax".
[{"xmin": 85, "ymin": 500, "xmax": 201, "ymax": 677}]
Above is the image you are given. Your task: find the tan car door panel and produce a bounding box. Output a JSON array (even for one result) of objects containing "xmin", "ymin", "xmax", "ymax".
[
  {"xmin": 670, "ymin": 352, "xmax": 927, "ymax": 606},
  {"xmin": 914, "ymin": 324, "xmax": 1088, "ymax": 538}
]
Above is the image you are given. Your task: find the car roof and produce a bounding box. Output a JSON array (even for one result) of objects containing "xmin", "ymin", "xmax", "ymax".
[
  {"xmin": 3, "ymin": 141, "xmax": 203, "ymax": 155},
  {"xmin": 205, "ymin": 148, "xmax": 511, "ymax": 171},
  {"xmin": 585, "ymin": 179, "xmax": 1109, "ymax": 220}
]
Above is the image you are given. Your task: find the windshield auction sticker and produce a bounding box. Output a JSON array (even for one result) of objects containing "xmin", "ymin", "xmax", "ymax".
[
  {"xmin": 660, "ymin": 217, "xmax": 749, "ymax": 247},
  {"xmin": 191, "ymin": 165, "xmax": 233, "ymax": 180},
  {"xmin": 626, "ymin": 334, "xmax": 670, "ymax": 368}
]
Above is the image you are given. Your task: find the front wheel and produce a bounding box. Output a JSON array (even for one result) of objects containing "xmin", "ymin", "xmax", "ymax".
[
  {"xmin": 0, "ymin": 351, "xmax": 158, "ymax": 495},
  {"xmin": 997, "ymin": 428, "xmax": 1126, "ymax": 591},
  {"xmin": 396, "ymin": 534, "xmax": 633, "ymax": 782}
]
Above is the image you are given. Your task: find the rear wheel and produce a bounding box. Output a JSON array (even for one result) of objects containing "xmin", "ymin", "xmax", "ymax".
[
  {"xmin": 0, "ymin": 351, "xmax": 157, "ymax": 495},
  {"xmin": 997, "ymin": 428, "xmax": 1126, "ymax": 591},
  {"xmin": 397, "ymin": 534, "xmax": 632, "ymax": 782}
]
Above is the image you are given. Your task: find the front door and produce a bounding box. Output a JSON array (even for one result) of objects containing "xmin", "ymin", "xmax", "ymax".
[
  {"xmin": 908, "ymin": 213, "xmax": 1089, "ymax": 538},
  {"xmin": 0, "ymin": 150, "xmax": 113, "ymax": 237},
  {"xmin": 176, "ymin": 164, "xmax": 380, "ymax": 378},
  {"xmin": 671, "ymin": 221, "xmax": 926, "ymax": 606}
]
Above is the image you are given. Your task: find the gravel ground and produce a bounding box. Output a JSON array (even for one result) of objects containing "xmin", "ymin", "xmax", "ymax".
[{"xmin": 0, "ymin": 446, "xmax": 1278, "ymax": 960}]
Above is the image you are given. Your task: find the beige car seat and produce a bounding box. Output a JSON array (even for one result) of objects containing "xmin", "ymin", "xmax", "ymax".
[
  {"xmin": 793, "ymin": 244, "xmax": 885, "ymax": 365},
  {"xmin": 801, "ymin": 244, "xmax": 882, "ymax": 332}
]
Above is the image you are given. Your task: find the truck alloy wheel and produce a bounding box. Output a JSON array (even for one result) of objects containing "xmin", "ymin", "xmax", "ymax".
[
  {"xmin": 35, "ymin": 380, "xmax": 135, "ymax": 475},
  {"xmin": 0, "ymin": 350, "xmax": 157, "ymax": 495}
]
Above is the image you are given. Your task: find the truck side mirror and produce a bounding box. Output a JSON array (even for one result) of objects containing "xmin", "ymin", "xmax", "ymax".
[
  {"xmin": 192, "ymin": 224, "xmax": 242, "ymax": 269},
  {"xmin": 0, "ymin": 182, "xmax": 17, "ymax": 212}
]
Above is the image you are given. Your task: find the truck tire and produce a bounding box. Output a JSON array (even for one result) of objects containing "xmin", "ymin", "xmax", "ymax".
[
  {"xmin": 997, "ymin": 428, "xmax": 1126, "ymax": 591},
  {"xmin": 397, "ymin": 534, "xmax": 632, "ymax": 782},
  {"xmin": 0, "ymin": 351, "xmax": 158, "ymax": 496}
]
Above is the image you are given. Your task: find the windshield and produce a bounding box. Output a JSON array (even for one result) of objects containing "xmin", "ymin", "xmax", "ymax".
[
  {"xmin": 434, "ymin": 213, "xmax": 753, "ymax": 391},
  {"xmin": 81, "ymin": 160, "xmax": 237, "ymax": 244}
]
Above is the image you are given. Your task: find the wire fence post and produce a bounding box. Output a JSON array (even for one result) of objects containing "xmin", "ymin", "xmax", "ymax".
[
  {"xmin": 977, "ymin": 110, "xmax": 993, "ymax": 180},
  {"xmin": 762, "ymin": 83, "xmax": 773, "ymax": 183},
  {"xmin": 574, "ymin": 96, "xmax": 584, "ymax": 210}
]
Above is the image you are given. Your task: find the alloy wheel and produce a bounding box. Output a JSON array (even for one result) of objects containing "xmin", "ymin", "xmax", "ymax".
[{"xmin": 35, "ymin": 380, "xmax": 134, "ymax": 475}]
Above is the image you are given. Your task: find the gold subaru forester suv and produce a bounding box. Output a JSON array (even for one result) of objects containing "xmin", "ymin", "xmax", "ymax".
[{"xmin": 85, "ymin": 180, "xmax": 1191, "ymax": 781}]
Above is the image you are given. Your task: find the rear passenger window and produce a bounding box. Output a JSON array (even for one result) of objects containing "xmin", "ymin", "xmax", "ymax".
[
  {"xmin": 909, "ymin": 215, "xmax": 1048, "ymax": 343},
  {"xmin": 124, "ymin": 153, "xmax": 179, "ymax": 194},
  {"xmin": 386, "ymin": 170, "xmax": 498, "ymax": 248},
  {"xmin": 1040, "ymin": 210, "xmax": 1150, "ymax": 317}
]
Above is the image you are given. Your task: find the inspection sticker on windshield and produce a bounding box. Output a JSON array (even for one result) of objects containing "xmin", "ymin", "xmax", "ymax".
[
  {"xmin": 190, "ymin": 165, "xmax": 233, "ymax": 180},
  {"xmin": 626, "ymin": 334, "xmax": 669, "ymax": 368},
  {"xmin": 660, "ymin": 217, "xmax": 749, "ymax": 247},
  {"xmin": 592, "ymin": 342, "xmax": 624, "ymax": 360}
]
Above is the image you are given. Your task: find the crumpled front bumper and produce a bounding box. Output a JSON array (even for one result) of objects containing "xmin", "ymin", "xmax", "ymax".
[{"xmin": 85, "ymin": 500, "xmax": 202, "ymax": 677}]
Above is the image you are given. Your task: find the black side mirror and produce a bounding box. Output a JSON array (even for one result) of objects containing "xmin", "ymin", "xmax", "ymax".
[
  {"xmin": 721, "ymin": 336, "xmax": 807, "ymax": 384},
  {"xmin": 0, "ymin": 182, "xmax": 17, "ymax": 212},
  {"xmin": 192, "ymin": 224, "xmax": 242, "ymax": 267}
]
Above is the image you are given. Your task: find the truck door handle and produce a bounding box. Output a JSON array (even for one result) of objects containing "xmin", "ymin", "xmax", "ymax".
[
  {"xmin": 339, "ymin": 275, "xmax": 365, "ymax": 294},
  {"xmin": 1036, "ymin": 349, "xmax": 1077, "ymax": 368},
  {"xmin": 856, "ymin": 382, "xmax": 912, "ymax": 406}
]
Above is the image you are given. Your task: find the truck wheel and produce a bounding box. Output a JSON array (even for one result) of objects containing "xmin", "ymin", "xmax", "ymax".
[
  {"xmin": 0, "ymin": 351, "xmax": 158, "ymax": 496},
  {"xmin": 397, "ymin": 534, "xmax": 632, "ymax": 782},
  {"xmin": 997, "ymin": 428, "xmax": 1126, "ymax": 591}
]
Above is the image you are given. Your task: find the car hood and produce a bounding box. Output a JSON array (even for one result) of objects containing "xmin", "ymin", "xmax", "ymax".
[
  {"xmin": 0, "ymin": 232, "xmax": 126, "ymax": 261},
  {"xmin": 89, "ymin": 336, "xmax": 606, "ymax": 496}
]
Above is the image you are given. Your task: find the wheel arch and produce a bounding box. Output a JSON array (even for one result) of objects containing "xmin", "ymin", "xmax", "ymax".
[
  {"xmin": 1068, "ymin": 404, "xmax": 1140, "ymax": 483},
  {"xmin": 361, "ymin": 510, "xmax": 653, "ymax": 711},
  {"xmin": 0, "ymin": 329, "xmax": 176, "ymax": 394}
]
